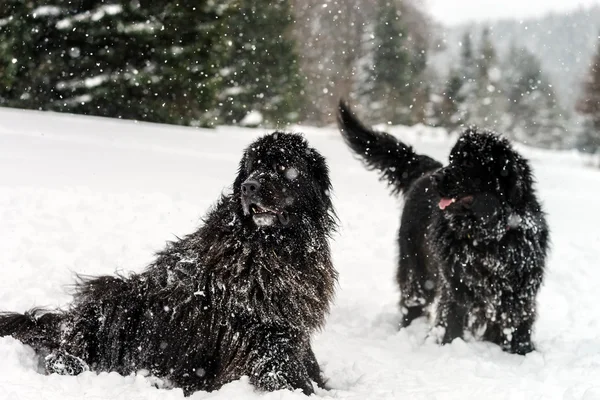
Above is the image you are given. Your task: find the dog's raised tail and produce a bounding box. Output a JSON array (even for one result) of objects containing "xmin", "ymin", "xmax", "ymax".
[
  {"xmin": 0, "ymin": 308, "xmax": 63, "ymax": 351},
  {"xmin": 337, "ymin": 100, "xmax": 442, "ymax": 194}
]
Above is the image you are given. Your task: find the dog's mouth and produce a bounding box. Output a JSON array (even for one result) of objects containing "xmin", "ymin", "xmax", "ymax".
[
  {"xmin": 246, "ymin": 202, "xmax": 290, "ymax": 227},
  {"xmin": 439, "ymin": 195, "xmax": 474, "ymax": 210}
]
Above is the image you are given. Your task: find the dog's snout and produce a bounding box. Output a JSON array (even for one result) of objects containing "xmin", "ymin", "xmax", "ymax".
[
  {"xmin": 241, "ymin": 179, "xmax": 261, "ymax": 196},
  {"xmin": 431, "ymin": 173, "xmax": 442, "ymax": 186}
]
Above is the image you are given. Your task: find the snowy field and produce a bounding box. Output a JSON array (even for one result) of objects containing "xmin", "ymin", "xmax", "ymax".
[{"xmin": 1, "ymin": 107, "xmax": 600, "ymax": 399}]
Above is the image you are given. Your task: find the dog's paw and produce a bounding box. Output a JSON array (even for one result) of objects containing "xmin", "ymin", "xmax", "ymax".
[
  {"xmin": 426, "ymin": 324, "xmax": 447, "ymax": 344},
  {"xmin": 507, "ymin": 341, "xmax": 535, "ymax": 355},
  {"xmin": 253, "ymin": 369, "xmax": 314, "ymax": 395},
  {"xmin": 426, "ymin": 323, "xmax": 465, "ymax": 347},
  {"xmin": 45, "ymin": 351, "xmax": 89, "ymax": 375}
]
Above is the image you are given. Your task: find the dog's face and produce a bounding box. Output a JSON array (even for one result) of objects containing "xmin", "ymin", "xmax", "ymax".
[
  {"xmin": 431, "ymin": 130, "xmax": 533, "ymax": 237},
  {"xmin": 234, "ymin": 132, "xmax": 333, "ymax": 230}
]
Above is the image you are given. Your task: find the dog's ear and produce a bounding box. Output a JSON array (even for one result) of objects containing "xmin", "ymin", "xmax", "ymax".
[
  {"xmin": 501, "ymin": 156, "xmax": 532, "ymax": 207},
  {"xmin": 233, "ymin": 151, "xmax": 250, "ymax": 195},
  {"xmin": 306, "ymin": 148, "xmax": 333, "ymax": 201}
]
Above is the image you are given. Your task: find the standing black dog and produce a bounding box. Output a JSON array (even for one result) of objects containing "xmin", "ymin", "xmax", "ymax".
[
  {"xmin": 337, "ymin": 101, "xmax": 549, "ymax": 355},
  {"xmin": 0, "ymin": 132, "xmax": 337, "ymax": 395}
]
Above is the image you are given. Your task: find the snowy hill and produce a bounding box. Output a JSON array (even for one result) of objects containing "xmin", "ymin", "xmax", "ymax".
[{"xmin": 1, "ymin": 108, "xmax": 600, "ymax": 399}]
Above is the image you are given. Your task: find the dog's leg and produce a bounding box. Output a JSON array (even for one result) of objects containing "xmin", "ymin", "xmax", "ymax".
[
  {"xmin": 506, "ymin": 317, "xmax": 535, "ymax": 355},
  {"xmin": 439, "ymin": 302, "xmax": 467, "ymax": 345},
  {"xmin": 506, "ymin": 272, "xmax": 542, "ymax": 355},
  {"xmin": 251, "ymin": 331, "xmax": 313, "ymax": 394},
  {"xmin": 0, "ymin": 309, "xmax": 63, "ymax": 353},
  {"xmin": 434, "ymin": 285, "xmax": 468, "ymax": 345},
  {"xmin": 45, "ymin": 350, "xmax": 89, "ymax": 375},
  {"xmin": 303, "ymin": 346, "xmax": 327, "ymax": 389},
  {"xmin": 499, "ymin": 300, "xmax": 537, "ymax": 355},
  {"xmin": 400, "ymin": 303, "xmax": 425, "ymax": 328},
  {"xmin": 487, "ymin": 279, "xmax": 540, "ymax": 355},
  {"xmin": 483, "ymin": 315, "xmax": 535, "ymax": 355},
  {"xmin": 221, "ymin": 329, "xmax": 313, "ymax": 395},
  {"xmin": 481, "ymin": 293, "xmax": 536, "ymax": 355},
  {"xmin": 397, "ymin": 245, "xmax": 434, "ymax": 329}
]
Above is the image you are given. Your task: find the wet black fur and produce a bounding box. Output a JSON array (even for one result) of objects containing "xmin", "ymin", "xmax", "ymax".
[
  {"xmin": 337, "ymin": 100, "xmax": 549, "ymax": 355},
  {"xmin": 0, "ymin": 132, "xmax": 337, "ymax": 395}
]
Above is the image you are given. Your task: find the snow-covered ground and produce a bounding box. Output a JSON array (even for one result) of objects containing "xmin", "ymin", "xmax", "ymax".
[{"xmin": 1, "ymin": 108, "xmax": 600, "ymax": 399}]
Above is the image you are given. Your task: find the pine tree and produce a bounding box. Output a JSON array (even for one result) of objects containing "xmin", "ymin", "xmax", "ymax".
[
  {"xmin": 460, "ymin": 31, "xmax": 475, "ymax": 78},
  {"xmin": 529, "ymin": 94, "xmax": 567, "ymax": 149},
  {"xmin": 451, "ymin": 31, "xmax": 476, "ymax": 128},
  {"xmin": 576, "ymin": 34, "xmax": 600, "ymax": 153},
  {"xmin": 363, "ymin": 0, "xmax": 414, "ymax": 124},
  {"xmin": 471, "ymin": 28, "xmax": 506, "ymax": 130},
  {"xmin": 478, "ymin": 28, "xmax": 496, "ymax": 81},
  {"xmin": 219, "ymin": 0, "xmax": 305, "ymax": 127},
  {"xmin": 436, "ymin": 70, "xmax": 466, "ymax": 132},
  {"xmin": 505, "ymin": 45, "xmax": 566, "ymax": 148},
  {"xmin": 408, "ymin": 43, "xmax": 430, "ymax": 125},
  {"xmin": 0, "ymin": 1, "xmax": 65, "ymax": 109},
  {"xmin": 431, "ymin": 32, "xmax": 472, "ymax": 132},
  {"xmin": 0, "ymin": 1, "xmax": 235, "ymax": 126}
]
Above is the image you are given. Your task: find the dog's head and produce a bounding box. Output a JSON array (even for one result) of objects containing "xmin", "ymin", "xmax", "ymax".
[
  {"xmin": 431, "ymin": 129, "xmax": 535, "ymax": 237},
  {"xmin": 233, "ymin": 132, "xmax": 334, "ymax": 231}
]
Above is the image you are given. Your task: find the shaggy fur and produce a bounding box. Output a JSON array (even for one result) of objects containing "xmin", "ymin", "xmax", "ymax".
[
  {"xmin": 0, "ymin": 132, "xmax": 337, "ymax": 395},
  {"xmin": 337, "ymin": 100, "xmax": 549, "ymax": 355}
]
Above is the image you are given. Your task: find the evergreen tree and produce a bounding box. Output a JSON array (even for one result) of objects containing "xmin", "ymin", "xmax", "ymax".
[
  {"xmin": 529, "ymin": 94, "xmax": 567, "ymax": 149},
  {"xmin": 505, "ymin": 45, "xmax": 566, "ymax": 148},
  {"xmin": 363, "ymin": 0, "xmax": 414, "ymax": 124},
  {"xmin": 436, "ymin": 69, "xmax": 466, "ymax": 132},
  {"xmin": 478, "ymin": 28, "xmax": 496, "ymax": 81},
  {"xmin": 219, "ymin": 0, "xmax": 304, "ymax": 127},
  {"xmin": 408, "ymin": 44, "xmax": 430, "ymax": 125},
  {"xmin": 460, "ymin": 31, "xmax": 475, "ymax": 78},
  {"xmin": 576, "ymin": 34, "xmax": 600, "ymax": 153},
  {"xmin": 0, "ymin": 1, "xmax": 64, "ymax": 109},
  {"xmin": 451, "ymin": 31, "xmax": 476, "ymax": 128},
  {"xmin": 0, "ymin": 1, "xmax": 235, "ymax": 126},
  {"xmin": 450, "ymin": 29, "xmax": 506, "ymax": 132},
  {"xmin": 471, "ymin": 28, "xmax": 506, "ymax": 130}
]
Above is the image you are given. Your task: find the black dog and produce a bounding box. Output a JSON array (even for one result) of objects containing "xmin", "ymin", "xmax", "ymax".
[
  {"xmin": 0, "ymin": 132, "xmax": 337, "ymax": 395},
  {"xmin": 337, "ymin": 101, "xmax": 549, "ymax": 355}
]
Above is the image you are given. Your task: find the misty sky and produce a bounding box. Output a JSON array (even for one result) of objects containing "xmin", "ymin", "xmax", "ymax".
[{"xmin": 429, "ymin": 0, "xmax": 600, "ymax": 25}]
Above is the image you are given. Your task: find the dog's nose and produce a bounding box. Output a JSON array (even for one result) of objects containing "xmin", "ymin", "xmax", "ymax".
[
  {"xmin": 241, "ymin": 180, "xmax": 260, "ymax": 196},
  {"xmin": 431, "ymin": 173, "xmax": 442, "ymax": 186}
]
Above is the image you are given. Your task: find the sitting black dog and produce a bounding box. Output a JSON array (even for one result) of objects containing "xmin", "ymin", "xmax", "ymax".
[
  {"xmin": 337, "ymin": 101, "xmax": 549, "ymax": 354},
  {"xmin": 0, "ymin": 132, "xmax": 337, "ymax": 395}
]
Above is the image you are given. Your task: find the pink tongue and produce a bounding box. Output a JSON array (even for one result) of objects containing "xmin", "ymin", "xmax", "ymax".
[{"xmin": 439, "ymin": 198, "xmax": 455, "ymax": 210}]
